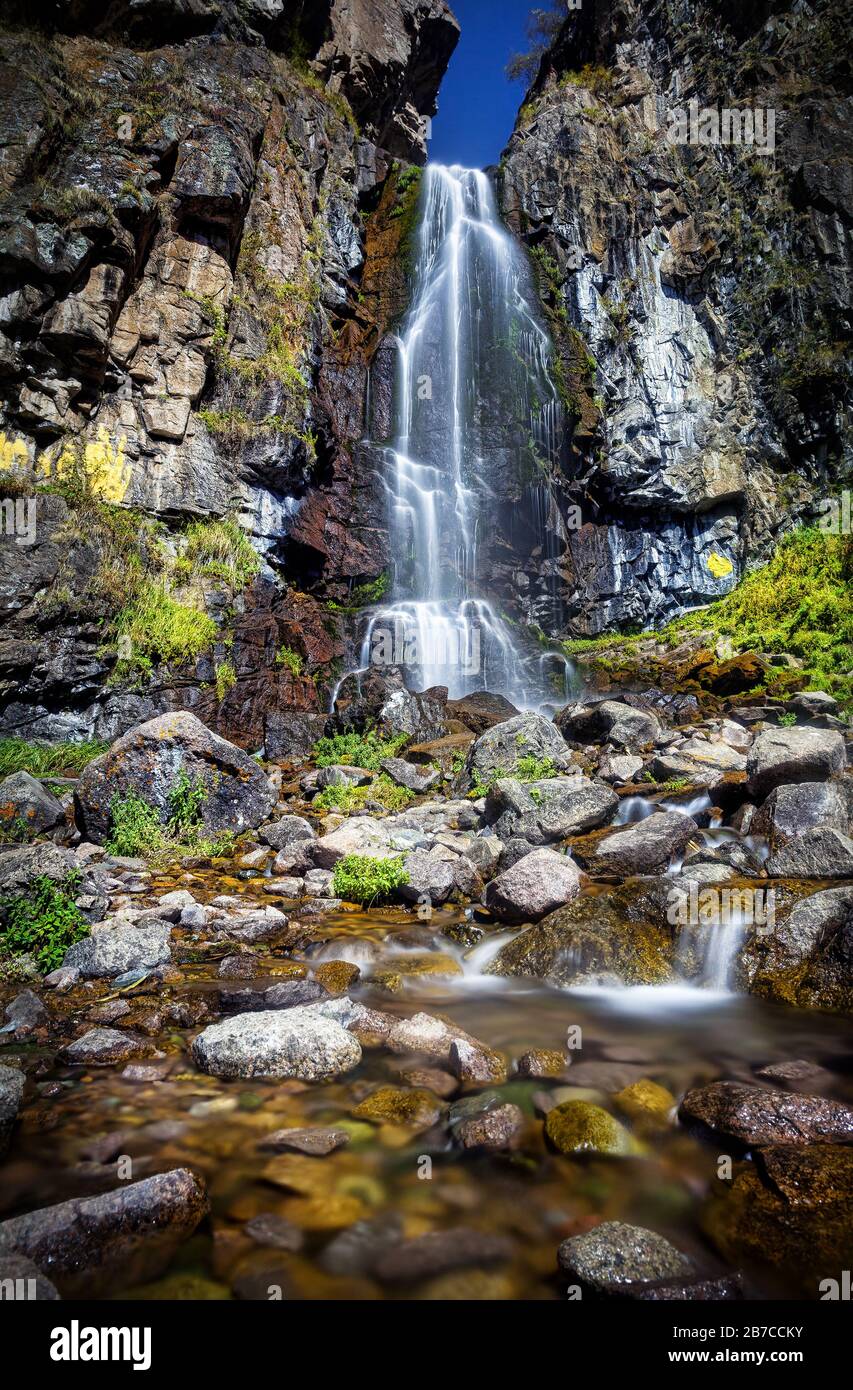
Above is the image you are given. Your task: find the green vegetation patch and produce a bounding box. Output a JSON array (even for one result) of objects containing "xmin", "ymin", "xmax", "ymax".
[
  {"xmin": 331, "ymin": 854, "xmax": 409, "ymax": 906},
  {"xmin": 312, "ymin": 730, "xmax": 410, "ymax": 771},
  {"xmin": 1, "ymin": 872, "xmax": 88, "ymax": 973},
  {"xmin": 314, "ymin": 774, "xmax": 415, "ymax": 814},
  {"xmin": 0, "ymin": 739, "xmax": 108, "ymax": 779},
  {"xmin": 105, "ymin": 771, "xmax": 236, "ymax": 862}
]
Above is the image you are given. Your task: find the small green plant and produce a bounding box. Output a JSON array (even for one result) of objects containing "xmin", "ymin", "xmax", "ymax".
[
  {"xmin": 312, "ymin": 730, "xmax": 409, "ymax": 771},
  {"xmin": 516, "ymin": 754, "xmax": 558, "ymax": 781},
  {"xmin": 215, "ymin": 659, "xmax": 237, "ymax": 701},
  {"xmin": 314, "ymin": 774, "xmax": 415, "ymax": 814},
  {"xmin": 1, "ymin": 873, "xmax": 88, "ymax": 973},
  {"xmin": 105, "ymin": 790, "xmax": 166, "ymax": 857},
  {"xmin": 332, "ymin": 854, "xmax": 409, "ymax": 906},
  {"xmin": 112, "ymin": 582, "xmax": 218, "ymax": 682},
  {"xmin": 0, "ymin": 816, "xmax": 35, "ymax": 845},
  {"xmin": 176, "ymin": 517, "xmax": 261, "ymax": 594},
  {"xmin": 276, "ymin": 645, "xmax": 303, "ymax": 677},
  {"xmin": 167, "ymin": 769, "xmax": 207, "ymax": 836},
  {"xmin": 778, "ymin": 711, "xmax": 798, "ymax": 727}
]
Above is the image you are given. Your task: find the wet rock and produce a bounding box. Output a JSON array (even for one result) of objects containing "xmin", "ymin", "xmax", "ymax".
[
  {"xmin": 515, "ymin": 1049, "xmax": 569, "ymax": 1078},
  {"xmin": 244, "ymin": 1213, "xmax": 304, "ymax": 1252},
  {"xmin": 458, "ymin": 713, "xmax": 572, "ymax": 792},
  {"xmin": 374, "ymin": 1228, "xmax": 513, "ymax": 1284},
  {"xmin": 313, "ymin": 960, "xmax": 360, "ymax": 994},
  {"xmin": 625, "ymin": 1273, "xmax": 743, "ymax": 1301},
  {"xmin": 556, "ymin": 700, "xmax": 661, "ymax": 751},
  {"xmin": 752, "ymin": 780, "xmax": 848, "ymax": 848},
  {"xmin": 352, "ymin": 1086, "xmax": 445, "ymax": 1130},
  {"xmin": 484, "ymin": 774, "xmax": 618, "ymax": 844},
  {"xmin": 216, "ymin": 908, "xmax": 290, "ymax": 944},
  {"xmin": 63, "ymin": 919, "xmax": 173, "ymax": 978},
  {"xmin": 304, "ymin": 868, "xmax": 335, "ymax": 897},
  {"xmin": 0, "ymin": 1065, "xmax": 24, "ymax": 1155},
  {"xmin": 746, "ymin": 727, "xmax": 846, "ymax": 798},
  {"xmin": 258, "ymin": 815, "xmax": 315, "ymax": 851},
  {"xmin": 0, "ymin": 1252, "xmax": 60, "ymax": 1300},
  {"xmin": 3, "ymin": 988, "xmax": 47, "ymax": 1034},
  {"xmin": 333, "ymin": 667, "xmax": 447, "ymax": 742},
  {"xmin": 446, "ymin": 691, "xmax": 520, "ymax": 734},
  {"xmin": 75, "ymin": 713, "xmax": 277, "ymax": 842},
  {"xmin": 484, "ymin": 847, "xmax": 582, "ymax": 922},
  {"xmin": 397, "ymin": 1065, "xmax": 457, "ymax": 1097},
  {"xmin": 593, "ymin": 811, "xmax": 698, "ymax": 875},
  {"xmin": 191, "ymin": 1005, "xmax": 362, "ymax": 1080},
  {"xmin": 679, "ymin": 1081, "xmax": 853, "ymax": 1147},
  {"xmin": 221, "ymin": 979, "xmax": 327, "ymax": 1012},
  {"xmin": 766, "ymin": 828, "xmax": 853, "ymax": 879},
  {"xmin": 449, "ymin": 1036, "xmax": 508, "ymax": 1085},
  {"xmin": 754, "ymin": 1059, "xmax": 836, "ymax": 1087},
  {"xmin": 613, "ymin": 1079, "xmax": 675, "ymax": 1123},
  {"xmin": 454, "ymin": 1102, "xmax": 524, "ymax": 1151},
  {"xmin": 319, "ymin": 1216, "xmax": 404, "ymax": 1277},
  {"xmin": 487, "ymin": 895, "xmax": 672, "ymax": 987},
  {"xmin": 0, "ymin": 1168, "xmax": 208, "ymax": 1298},
  {"xmin": 0, "ymin": 771, "xmax": 64, "ymax": 835},
  {"xmin": 558, "ymin": 1222, "xmax": 694, "ymax": 1292},
  {"xmin": 217, "ymin": 952, "xmax": 258, "ymax": 979},
  {"xmin": 545, "ymin": 1100, "xmax": 635, "ymax": 1156},
  {"xmin": 257, "ymin": 1128, "xmax": 350, "ymax": 1156},
  {"xmin": 61, "ymin": 1028, "xmax": 153, "ymax": 1066}
]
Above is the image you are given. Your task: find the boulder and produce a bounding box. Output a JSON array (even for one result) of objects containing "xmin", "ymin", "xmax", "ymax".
[
  {"xmin": 458, "ymin": 713, "xmax": 571, "ymax": 792},
  {"xmin": 741, "ymin": 886, "xmax": 853, "ymax": 1012},
  {"xmin": 263, "ymin": 711, "xmax": 328, "ymax": 763},
  {"xmin": 61, "ymin": 1028, "xmax": 153, "ymax": 1066},
  {"xmin": 484, "ymin": 774, "xmax": 618, "ymax": 844},
  {"xmin": 558, "ymin": 1222, "xmax": 694, "ymax": 1292},
  {"xmin": 3, "ymin": 988, "xmax": 48, "ymax": 1034},
  {"xmin": 445, "ymin": 691, "xmax": 520, "ymax": 734},
  {"xmin": 593, "ymin": 811, "xmax": 698, "ymax": 875},
  {"xmin": 75, "ymin": 712, "xmax": 277, "ymax": 842},
  {"xmin": 746, "ymin": 727, "xmax": 846, "ymax": 798},
  {"xmin": 258, "ymin": 815, "xmax": 315, "ymax": 851},
  {"xmin": 333, "ymin": 666, "xmax": 447, "ymax": 742},
  {"xmin": 0, "ymin": 1065, "xmax": 24, "ymax": 1156},
  {"xmin": 679, "ymin": 1081, "xmax": 853, "ymax": 1147},
  {"xmin": 0, "ymin": 1168, "xmax": 208, "ymax": 1298},
  {"xmin": 0, "ymin": 843, "xmax": 77, "ymax": 899},
  {"xmin": 598, "ymin": 753, "xmax": 644, "ymax": 784},
  {"xmin": 379, "ymin": 756, "xmax": 441, "ymax": 793},
  {"xmin": 487, "ymin": 895, "xmax": 672, "ymax": 986},
  {"xmin": 191, "ymin": 1005, "xmax": 362, "ymax": 1080},
  {"xmin": 556, "ymin": 700, "xmax": 661, "ymax": 750},
  {"xmin": 766, "ymin": 828, "xmax": 853, "ymax": 879},
  {"xmin": 310, "ymin": 816, "xmax": 394, "ymax": 869},
  {"xmin": 0, "ymin": 771, "xmax": 64, "ymax": 835},
  {"xmin": 752, "ymin": 781, "xmax": 848, "ymax": 848},
  {"xmin": 63, "ymin": 919, "xmax": 173, "ymax": 978},
  {"xmin": 398, "ymin": 850, "xmax": 456, "ymax": 904},
  {"xmin": 483, "ymin": 847, "xmax": 582, "ymax": 922}
]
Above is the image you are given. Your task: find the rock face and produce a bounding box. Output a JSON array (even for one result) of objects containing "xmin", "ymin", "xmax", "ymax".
[
  {"xmin": 75, "ymin": 712, "xmax": 277, "ymax": 841},
  {"xmin": 0, "ymin": 1168, "xmax": 208, "ymax": 1298},
  {"xmin": 191, "ymin": 1005, "xmax": 363, "ymax": 1079},
  {"xmin": 499, "ymin": 0, "xmax": 852, "ymax": 634}
]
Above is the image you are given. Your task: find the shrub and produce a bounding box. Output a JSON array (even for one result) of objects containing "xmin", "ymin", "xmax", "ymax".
[
  {"xmin": 105, "ymin": 789, "xmax": 166, "ymax": 857},
  {"xmin": 276, "ymin": 645, "xmax": 303, "ymax": 677},
  {"xmin": 314, "ymin": 774, "xmax": 415, "ymax": 814},
  {"xmin": 166, "ymin": 769, "xmax": 207, "ymax": 836},
  {"xmin": 332, "ymin": 854, "xmax": 408, "ymax": 906},
  {"xmin": 1, "ymin": 873, "xmax": 88, "ymax": 973},
  {"xmin": 516, "ymin": 754, "xmax": 558, "ymax": 781},
  {"xmin": 312, "ymin": 730, "xmax": 409, "ymax": 771}
]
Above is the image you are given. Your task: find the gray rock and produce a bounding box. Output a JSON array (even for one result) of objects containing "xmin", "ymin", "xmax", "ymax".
[
  {"xmin": 374, "ymin": 1228, "xmax": 513, "ymax": 1284},
  {"xmin": 556, "ymin": 700, "xmax": 661, "ymax": 751},
  {"xmin": 63, "ymin": 919, "xmax": 173, "ymax": 978},
  {"xmin": 485, "ymin": 774, "xmax": 617, "ymax": 843},
  {"xmin": 598, "ymin": 753, "xmax": 645, "ymax": 784},
  {"xmin": 61, "ymin": 1028, "xmax": 152, "ymax": 1066},
  {"xmin": 0, "ymin": 1065, "xmax": 24, "ymax": 1155},
  {"xmin": 458, "ymin": 713, "xmax": 571, "ymax": 792},
  {"xmin": 221, "ymin": 979, "xmax": 326, "ymax": 1012},
  {"xmin": 244, "ymin": 1213, "xmax": 304, "ymax": 1252},
  {"xmin": 594, "ymin": 810, "xmax": 697, "ymax": 875},
  {"xmin": 454, "ymin": 1102, "xmax": 525, "ymax": 1151},
  {"xmin": 747, "ymin": 727, "xmax": 846, "ymax": 798},
  {"xmin": 788, "ymin": 690, "xmax": 839, "ymax": 717},
  {"xmin": 484, "ymin": 847, "xmax": 582, "ymax": 922},
  {"xmin": 257, "ymin": 1127, "xmax": 350, "ymax": 1156},
  {"xmin": 766, "ymin": 828, "xmax": 853, "ymax": 879},
  {"xmin": 398, "ymin": 850, "xmax": 457, "ymax": 904},
  {"xmin": 0, "ymin": 1252, "xmax": 60, "ymax": 1300},
  {"xmin": 316, "ymin": 763, "xmax": 372, "ymax": 789},
  {"xmin": 191, "ymin": 1005, "xmax": 362, "ymax": 1080},
  {"xmin": 752, "ymin": 780, "xmax": 848, "ymax": 847},
  {"xmin": 0, "ymin": 771, "xmax": 64, "ymax": 834},
  {"xmin": 679, "ymin": 1081, "xmax": 853, "ymax": 1146},
  {"xmin": 303, "ymin": 868, "xmax": 334, "ymax": 897},
  {"xmin": 379, "ymin": 756, "xmax": 441, "ymax": 793},
  {"xmin": 2, "ymin": 988, "xmax": 47, "ymax": 1034},
  {"xmin": 558, "ymin": 1222, "xmax": 694, "ymax": 1291},
  {"xmin": 263, "ymin": 711, "xmax": 328, "ymax": 763},
  {"xmin": 0, "ymin": 843, "xmax": 77, "ymax": 899},
  {"xmin": 258, "ymin": 815, "xmax": 315, "ymax": 851},
  {"xmin": 310, "ymin": 816, "xmax": 394, "ymax": 868}
]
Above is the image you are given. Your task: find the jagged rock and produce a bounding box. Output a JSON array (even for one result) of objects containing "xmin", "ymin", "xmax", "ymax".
[
  {"xmin": 766, "ymin": 828, "xmax": 853, "ymax": 879},
  {"xmin": 445, "ymin": 691, "xmax": 520, "ymax": 734},
  {"xmin": 63, "ymin": 919, "xmax": 173, "ymax": 978},
  {"xmin": 0, "ymin": 771, "xmax": 64, "ymax": 836},
  {"xmin": 483, "ymin": 847, "xmax": 582, "ymax": 922},
  {"xmin": 0, "ymin": 1065, "xmax": 24, "ymax": 1156},
  {"xmin": 556, "ymin": 701, "xmax": 661, "ymax": 750},
  {"xmin": 458, "ymin": 713, "xmax": 572, "ymax": 792},
  {"xmin": 191, "ymin": 1005, "xmax": 362, "ymax": 1080},
  {"xmin": 0, "ymin": 843, "xmax": 77, "ymax": 900},
  {"xmin": 397, "ymin": 850, "xmax": 456, "ymax": 904},
  {"xmin": 0, "ymin": 1169, "xmax": 208, "ymax": 1298},
  {"xmin": 379, "ymin": 756, "xmax": 441, "ymax": 792},
  {"xmin": 558, "ymin": 1222, "xmax": 694, "ymax": 1293},
  {"xmin": 484, "ymin": 774, "xmax": 618, "ymax": 843},
  {"xmin": 263, "ymin": 711, "xmax": 329, "ymax": 763},
  {"xmin": 598, "ymin": 753, "xmax": 644, "ymax": 784},
  {"xmin": 333, "ymin": 667, "xmax": 448, "ymax": 742},
  {"xmin": 679, "ymin": 1082, "xmax": 853, "ymax": 1147},
  {"xmin": 746, "ymin": 727, "xmax": 846, "ymax": 798},
  {"xmin": 75, "ymin": 713, "xmax": 277, "ymax": 843},
  {"xmin": 752, "ymin": 780, "xmax": 849, "ymax": 848},
  {"xmin": 593, "ymin": 811, "xmax": 698, "ymax": 875}
]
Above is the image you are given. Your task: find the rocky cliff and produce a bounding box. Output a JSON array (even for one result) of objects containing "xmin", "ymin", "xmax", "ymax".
[
  {"xmin": 0, "ymin": 0, "xmax": 457, "ymax": 745},
  {"xmin": 499, "ymin": 0, "xmax": 851, "ymax": 636}
]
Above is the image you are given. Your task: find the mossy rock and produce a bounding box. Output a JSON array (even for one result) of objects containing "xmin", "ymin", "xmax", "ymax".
[
  {"xmin": 545, "ymin": 1100, "xmax": 636, "ymax": 1155},
  {"xmin": 352, "ymin": 1086, "xmax": 445, "ymax": 1130},
  {"xmin": 613, "ymin": 1079, "xmax": 675, "ymax": 1123},
  {"xmin": 120, "ymin": 1272, "xmax": 231, "ymax": 1300},
  {"xmin": 313, "ymin": 959, "xmax": 360, "ymax": 994},
  {"xmin": 488, "ymin": 892, "xmax": 672, "ymax": 987}
]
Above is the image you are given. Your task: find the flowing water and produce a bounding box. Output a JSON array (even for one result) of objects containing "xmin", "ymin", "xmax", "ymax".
[{"xmin": 352, "ymin": 164, "xmax": 573, "ymax": 709}]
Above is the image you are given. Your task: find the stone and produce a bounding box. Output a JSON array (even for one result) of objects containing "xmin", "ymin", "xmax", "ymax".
[
  {"xmin": 61, "ymin": 1028, "xmax": 152, "ymax": 1066},
  {"xmin": 310, "ymin": 816, "xmax": 394, "ymax": 868},
  {"xmin": 487, "ymin": 895, "xmax": 672, "ymax": 987},
  {"xmin": 679, "ymin": 1082, "xmax": 853, "ymax": 1147},
  {"xmin": 244, "ymin": 1213, "xmax": 304, "ymax": 1252},
  {"xmin": 458, "ymin": 713, "xmax": 571, "ymax": 792},
  {"xmin": 598, "ymin": 753, "xmax": 645, "ymax": 784},
  {"xmin": 374, "ymin": 1229, "xmax": 513, "ymax": 1284},
  {"xmin": 3, "ymin": 988, "xmax": 47, "ymax": 1033},
  {"xmin": 613, "ymin": 1079, "xmax": 675, "ymax": 1122},
  {"xmin": 746, "ymin": 727, "xmax": 846, "ymax": 798},
  {"xmin": 484, "ymin": 774, "xmax": 618, "ymax": 844},
  {"xmin": 742, "ymin": 886, "xmax": 853, "ymax": 1013},
  {"xmin": 0, "ymin": 770, "xmax": 64, "ymax": 835},
  {"xmin": 448, "ymin": 1037, "xmax": 507, "ymax": 1084},
  {"xmin": 191, "ymin": 1006, "xmax": 362, "ymax": 1080},
  {"xmin": 0, "ymin": 842, "xmax": 77, "ymax": 898},
  {"xmin": 397, "ymin": 850, "xmax": 457, "ymax": 904},
  {"xmin": 259, "ymin": 815, "xmax": 315, "ymax": 850},
  {"xmin": 352, "ymin": 1087, "xmax": 445, "ymax": 1130},
  {"xmin": 0, "ymin": 1065, "xmax": 24, "ymax": 1155},
  {"xmin": 263, "ymin": 711, "xmax": 328, "ymax": 763},
  {"xmin": 483, "ymin": 847, "xmax": 582, "ymax": 922},
  {"xmin": 593, "ymin": 811, "xmax": 698, "ymax": 875},
  {"xmin": 556, "ymin": 700, "xmax": 661, "ymax": 750},
  {"xmin": 454, "ymin": 1102, "xmax": 524, "ymax": 1151},
  {"xmin": 766, "ymin": 828, "xmax": 853, "ymax": 879},
  {"xmin": 752, "ymin": 780, "xmax": 848, "ymax": 848},
  {"xmin": 63, "ymin": 919, "xmax": 173, "ymax": 978},
  {"xmin": 558, "ymin": 1222, "xmax": 694, "ymax": 1292},
  {"xmin": 74, "ymin": 712, "xmax": 277, "ymax": 842},
  {"xmin": 0, "ymin": 1169, "xmax": 208, "ymax": 1298},
  {"xmin": 379, "ymin": 756, "xmax": 441, "ymax": 793},
  {"xmin": 257, "ymin": 1128, "xmax": 350, "ymax": 1156},
  {"xmin": 313, "ymin": 960, "xmax": 361, "ymax": 994},
  {"xmin": 514, "ymin": 1049, "xmax": 569, "ymax": 1078},
  {"xmin": 544, "ymin": 1100, "xmax": 635, "ymax": 1156}
]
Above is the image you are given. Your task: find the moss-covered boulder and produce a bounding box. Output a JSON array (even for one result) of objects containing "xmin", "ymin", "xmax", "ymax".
[
  {"xmin": 487, "ymin": 893, "xmax": 673, "ymax": 987},
  {"xmin": 544, "ymin": 1100, "xmax": 636, "ymax": 1156},
  {"xmin": 352, "ymin": 1087, "xmax": 445, "ymax": 1131},
  {"xmin": 614, "ymin": 1079, "xmax": 675, "ymax": 1123}
]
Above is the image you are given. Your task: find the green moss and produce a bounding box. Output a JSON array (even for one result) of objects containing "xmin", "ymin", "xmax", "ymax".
[
  {"xmin": 544, "ymin": 1100, "xmax": 635, "ymax": 1156},
  {"xmin": 314, "ymin": 773, "xmax": 415, "ymax": 814},
  {"xmin": 312, "ymin": 730, "xmax": 409, "ymax": 771},
  {"xmin": 331, "ymin": 853, "xmax": 409, "ymax": 906}
]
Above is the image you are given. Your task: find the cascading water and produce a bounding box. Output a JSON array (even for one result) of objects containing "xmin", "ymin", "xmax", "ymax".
[{"xmin": 353, "ymin": 164, "xmax": 573, "ymax": 709}]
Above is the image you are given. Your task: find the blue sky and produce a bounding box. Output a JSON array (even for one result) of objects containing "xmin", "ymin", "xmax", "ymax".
[{"xmin": 429, "ymin": 0, "xmax": 536, "ymax": 169}]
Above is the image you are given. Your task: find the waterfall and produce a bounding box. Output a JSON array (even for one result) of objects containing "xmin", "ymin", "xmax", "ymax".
[{"xmin": 355, "ymin": 164, "xmax": 573, "ymax": 710}]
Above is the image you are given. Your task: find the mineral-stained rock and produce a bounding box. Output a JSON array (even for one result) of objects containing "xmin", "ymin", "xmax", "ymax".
[
  {"xmin": 487, "ymin": 895, "xmax": 672, "ymax": 987},
  {"xmin": 0, "ymin": 843, "xmax": 77, "ymax": 899},
  {"xmin": 741, "ymin": 886, "xmax": 853, "ymax": 1013},
  {"xmin": 0, "ymin": 770, "xmax": 64, "ymax": 835},
  {"xmin": 446, "ymin": 691, "xmax": 520, "ymax": 734},
  {"xmin": 75, "ymin": 713, "xmax": 277, "ymax": 842},
  {"xmin": 352, "ymin": 1086, "xmax": 445, "ymax": 1130},
  {"xmin": 454, "ymin": 1102, "xmax": 525, "ymax": 1151},
  {"xmin": 0, "ymin": 1065, "xmax": 24, "ymax": 1156},
  {"xmin": 191, "ymin": 1005, "xmax": 362, "ymax": 1080},
  {"xmin": 0, "ymin": 1168, "xmax": 208, "ymax": 1298},
  {"xmin": 483, "ymin": 847, "xmax": 582, "ymax": 922},
  {"xmin": 558, "ymin": 1222, "xmax": 694, "ymax": 1292},
  {"xmin": 679, "ymin": 1081, "xmax": 853, "ymax": 1147},
  {"xmin": 746, "ymin": 727, "xmax": 846, "ymax": 799}
]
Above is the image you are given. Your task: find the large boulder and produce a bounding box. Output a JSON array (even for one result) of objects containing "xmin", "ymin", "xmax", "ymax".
[
  {"xmin": 63, "ymin": 918, "xmax": 174, "ymax": 978},
  {"xmin": 593, "ymin": 811, "xmax": 698, "ymax": 875},
  {"xmin": 74, "ymin": 712, "xmax": 277, "ymax": 843},
  {"xmin": 0, "ymin": 1168, "xmax": 208, "ymax": 1298},
  {"xmin": 457, "ymin": 713, "xmax": 572, "ymax": 792},
  {"xmin": 333, "ymin": 666, "xmax": 447, "ymax": 742},
  {"xmin": 310, "ymin": 816, "xmax": 395, "ymax": 869},
  {"xmin": 679, "ymin": 1082, "xmax": 853, "ymax": 1147},
  {"xmin": 445, "ymin": 691, "xmax": 520, "ymax": 734},
  {"xmin": 486, "ymin": 894, "xmax": 672, "ymax": 987},
  {"xmin": 191, "ymin": 1005, "xmax": 362, "ymax": 1080},
  {"xmin": 741, "ymin": 886, "xmax": 853, "ymax": 1013},
  {"xmin": 746, "ymin": 727, "xmax": 846, "ymax": 798},
  {"xmin": 263, "ymin": 711, "xmax": 328, "ymax": 763},
  {"xmin": 556, "ymin": 700, "xmax": 661, "ymax": 750},
  {"xmin": 0, "ymin": 771, "xmax": 64, "ymax": 836},
  {"xmin": 766, "ymin": 828, "xmax": 853, "ymax": 879},
  {"xmin": 483, "ymin": 847, "xmax": 582, "ymax": 922},
  {"xmin": 0, "ymin": 1065, "xmax": 24, "ymax": 1156},
  {"xmin": 0, "ymin": 843, "xmax": 77, "ymax": 899},
  {"xmin": 752, "ymin": 780, "xmax": 848, "ymax": 848},
  {"xmin": 484, "ymin": 774, "xmax": 617, "ymax": 844}
]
